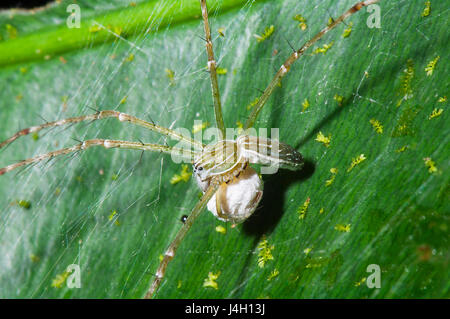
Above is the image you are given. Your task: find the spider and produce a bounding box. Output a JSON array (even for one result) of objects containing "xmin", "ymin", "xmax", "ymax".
[{"xmin": 0, "ymin": 0, "xmax": 378, "ymax": 298}]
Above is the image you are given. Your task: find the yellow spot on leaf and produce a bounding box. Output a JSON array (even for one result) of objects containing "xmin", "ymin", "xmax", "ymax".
[
  {"xmin": 327, "ymin": 17, "xmax": 334, "ymax": 27},
  {"xmin": 246, "ymin": 97, "xmax": 260, "ymax": 110},
  {"xmin": 312, "ymin": 42, "xmax": 334, "ymax": 55},
  {"xmin": 301, "ymin": 98, "xmax": 310, "ymax": 112},
  {"xmin": 257, "ymin": 236, "xmax": 274, "ymax": 268},
  {"xmin": 17, "ymin": 199, "xmax": 31, "ymax": 209},
  {"xmin": 267, "ymin": 269, "xmax": 279, "ymax": 281},
  {"xmin": 218, "ymin": 27, "xmax": 225, "ymax": 37},
  {"xmin": 347, "ymin": 154, "xmax": 366, "ymax": 172},
  {"xmin": 216, "ymin": 67, "xmax": 228, "ymax": 75},
  {"xmin": 236, "ymin": 121, "xmax": 244, "ymax": 135},
  {"xmin": 397, "ymin": 59, "xmax": 414, "ymax": 106},
  {"xmin": 303, "ymin": 247, "xmax": 312, "ymax": 255},
  {"xmin": 428, "ymin": 108, "xmax": 443, "ymax": 119},
  {"xmin": 354, "ymin": 277, "xmax": 367, "ymax": 287},
  {"xmin": 108, "ymin": 210, "xmax": 120, "ymax": 226},
  {"xmin": 215, "ymin": 225, "xmax": 226, "ymax": 234},
  {"xmin": 51, "ymin": 271, "xmax": 70, "ymax": 288},
  {"xmin": 315, "ymin": 131, "xmax": 331, "ymax": 147},
  {"xmin": 297, "ymin": 197, "xmax": 310, "ymax": 220},
  {"xmin": 124, "ymin": 53, "xmax": 134, "ymax": 62},
  {"xmin": 277, "ymin": 78, "xmax": 282, "ymax": 88},
  {"xmin": 335, "ymin": 224, "xmax": 351, "ymax": 233},
  {"xmin": 89, "ymin": 24, "xmax": 102, "ymax": 33},
  {"xmin": 120, "ymin": 96, "xmax": 127, "ymax": 104},
  {"xmin": 254, "ymin": 25, "xmax": 274, "ymax": 43},
  {"xmin": 203, "ymin": 271, "xmax": 220, "ymax": 289},
  {"xmin": 396, "ymin": 145, "xmax": 408, "ymax": 153},
  {"xmin": 334, "ymin": 94, "xmax": 344, "ymax": 106},
  {"xmin": 30, "ymin": 254, "xmax": 40, "ymax": 263},
  {"xmin": 425, "ymin": 56, "xmax": 439, "ymax": 76},
  {"xmin": 423, "ymin": 157, "xmax": 437, "ymax": 173},
  {"xmin": 165, "ymin": 68, "xmax": 175, "ymax": 85},
  {"xmin": 319, "ymin": 208, "xmax": 324, "ymax": 214},
  {"xmin": 421, "ymin": 1, "xmax": 431, "ymax": 17},
  {"xmin": 159, "ymin": 254, "xmax": 164, "ymax": 262},
  {"xmin": 437, "ymin": 96, "xmax": 447, "ymax": 103},
  {"xmin": 325, "ymin": 168, "xmax": 338, "ymax": 186},
  {"xmin": 192, "ymin": 121, "xmax": 209, "ymax": 133},
  {"xmin": 170, "ymin": 165, "xmax": 192, "ymax": 185},
  {"xmin": 112, "ymin": 26, "xmax": 123, "ymax": 36},
  {"xmin": 293, "ymin": 14, "xmax": 307, "ymax": 30},
  {"xmin": 342, "ymin": 22, "xmax": 353, "ymax": 38},
  {"xmin": 370, "ymin": 119, "xmax": 383, "ymax": 134}
]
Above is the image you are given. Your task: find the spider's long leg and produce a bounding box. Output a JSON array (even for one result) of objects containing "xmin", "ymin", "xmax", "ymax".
[
  {"xmin": 200, "ymin": 0, "xmax": 225, "ymax": 138},
  {"xmin": 145, "ymin": 183, "xmax": 219, "ymax": 298},
  {"xmin": 244, "ymin": 0, "xmax": 379, "ymax": 129},
  {"xmin": 0, "ymin": 110, "xmax": 203, "ymax": 150},
  {"xmin": 0, "ymin": 139, "xmax": 193, "ymax": 176}
]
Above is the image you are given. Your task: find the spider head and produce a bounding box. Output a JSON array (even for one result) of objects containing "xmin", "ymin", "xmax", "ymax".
[
  {"xmin": 192, "ymin": 164, "xmax": 210, "ymax": 192},
  {"xmin": 193, "ymin": 140, "xmax": 243, "ymax": 189}
]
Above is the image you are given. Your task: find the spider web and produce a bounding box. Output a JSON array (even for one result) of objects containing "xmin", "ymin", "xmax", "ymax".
[{"xmin": 0, "ymin": 0, "xmax": 448, "ymax": 298}]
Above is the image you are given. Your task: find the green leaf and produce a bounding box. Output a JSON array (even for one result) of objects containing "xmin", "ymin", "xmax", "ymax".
[{"xmin": 0, "ymin": 0, "xmax": 448, "ymax": 298}]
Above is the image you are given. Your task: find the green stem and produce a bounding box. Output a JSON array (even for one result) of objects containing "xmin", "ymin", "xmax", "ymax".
[{"xmin": 0, "ymin": 0, "xmax": 263, "ymax": 67}]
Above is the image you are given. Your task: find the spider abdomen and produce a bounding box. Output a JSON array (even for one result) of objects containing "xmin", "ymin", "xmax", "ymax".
[{"xmin": 207, "ymin": 165, "xmax": 263, "ymax": 224}]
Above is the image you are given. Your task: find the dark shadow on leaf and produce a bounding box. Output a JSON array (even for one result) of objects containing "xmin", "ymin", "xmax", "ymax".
[
  {"xmin": 230, "ymin": 160, "xmax": 314, "ymax": 297},
  {"xmin": 294, "ymin": 94, "xmax": 352, "ymax": 150}
]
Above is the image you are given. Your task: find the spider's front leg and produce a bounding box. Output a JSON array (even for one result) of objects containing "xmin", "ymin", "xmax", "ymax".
[
  {"xmin": 200, "ymin": 0, "xmax": 225, "ymax": 138},
  {"xmin": 0, "ymin": 139, "xmax": 192, "ymax": 176},
  {"xmin": 145, "ymin": 183, "xmax": 219, "ymax": 298}
]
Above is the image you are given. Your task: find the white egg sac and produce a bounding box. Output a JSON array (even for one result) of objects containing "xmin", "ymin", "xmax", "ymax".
[{"xmin": 207, "ymin": 165, "xmax": 263, "ymax": 223}]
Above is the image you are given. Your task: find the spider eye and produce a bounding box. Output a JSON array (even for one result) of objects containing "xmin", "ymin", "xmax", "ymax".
[
  {"xmin": 198, "ymin": 166, "xmax": 203, "ymax": 171},
  {"xmin": 180, "ymin": 215, "xmax": 188, "ymax": 223}
]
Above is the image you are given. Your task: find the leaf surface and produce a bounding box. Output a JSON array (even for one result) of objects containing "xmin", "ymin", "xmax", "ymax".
[{"xmin": 0, "ymin": 0, "xmax": 448, "ymax": 298}]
